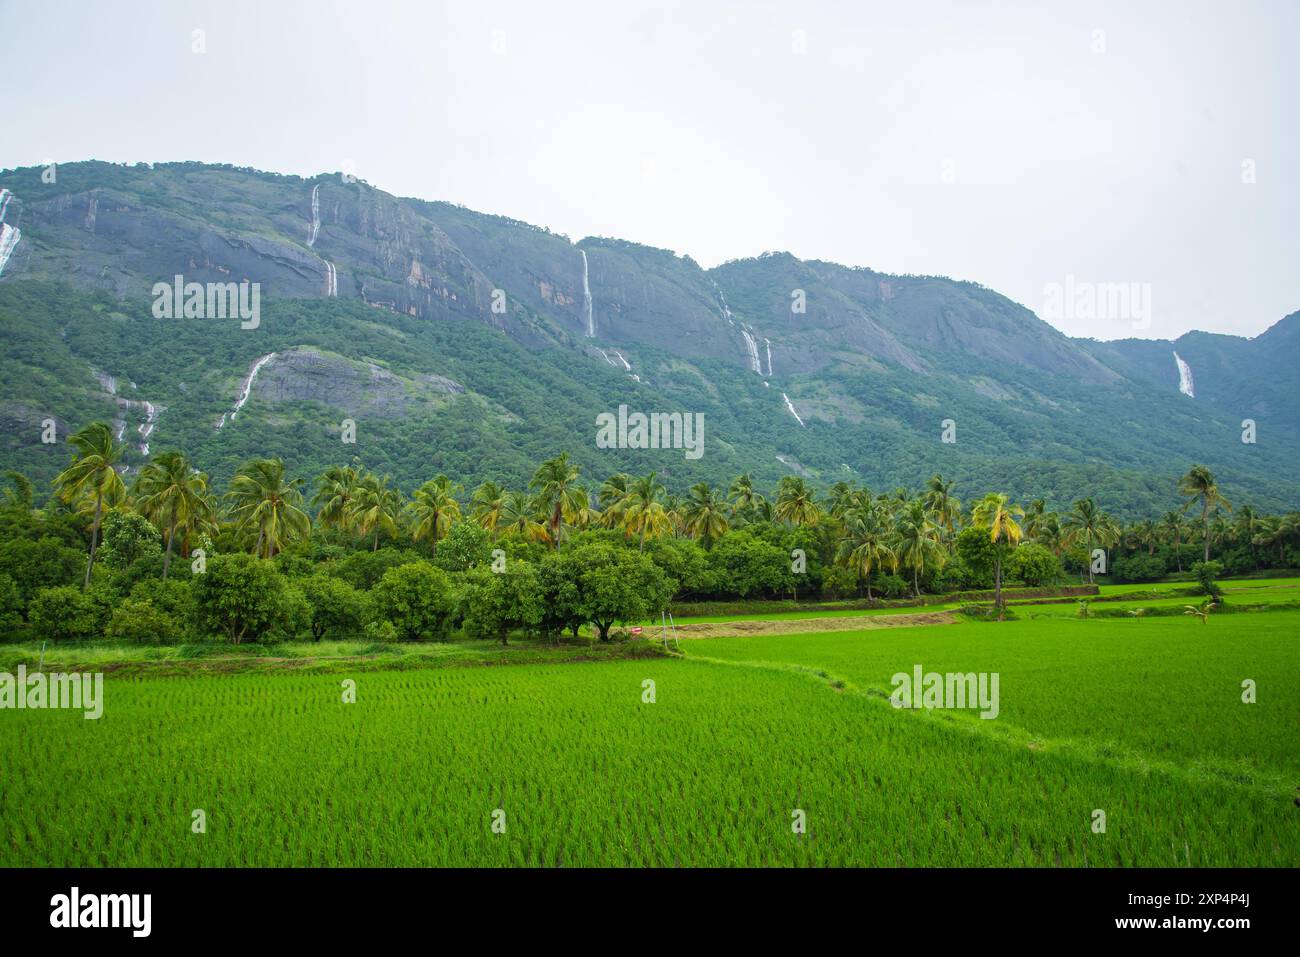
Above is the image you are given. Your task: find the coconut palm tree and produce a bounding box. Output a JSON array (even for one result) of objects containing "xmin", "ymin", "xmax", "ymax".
[
  {"xmin": 470, "ymin": 480, "xmax": 507, "ymax": 538},
  {"xmin": 1061, "ymin": 498, "xmax": 1121, "ymax": 584},
  {"xmin": 836, "ymin": 505, "xmax": 897, "ymax": 599},
  {"xmin": 566, "ymin": 486, "xmax": 601, "ymax": 532},
  {"xmin": 728, "ymin": 472, "xmax": 759, "ymax": 520},
  {"xmin": 891, "ymin": 499, "xmax": 946, "ymax": 597},
  {"xmin": 1160, "ymin": 510, "xmax": 1190, "ymax": 572},
  {"xmin": 923, "ymin": 474, "xmax": 962, "ymax": 535},
  {"xmin": 1179, "ymin": 465, "xmax": 1231, "ymax": 563},
  {"xmin": 312, "ymin": 465, "xmax": 361, "ymax": 535},
  {"xmin": 775, "ymin": 476, "xmax": 821, "ymax": 526},
  {"xmin": 53, "ymin": 422, "xmax": 126, "ymax": 588},
  {"xmin": 224, "ymin": 458, "xmax": 311, "ymax": 558},
  {"xmin": 349, "ymin": 473, "xmax": 404, "ymax": 551},
  {"xmin": 970, "ymin": 492, "xmax": 1025, "ymax": 610},
  {"xmin": 598, "ymin": 472, "xmax": 631, "ymax": 530},
  {"xmin": 682, "ymin": 482, "xmax": 730, "ymax": 548},
  {"xmin": 408, "ymin": 475, "xmax": 462, "ymax": 553},
  {"xmin": 621, "ymin": 472, "xmax": 673, "ymax": 550},
  {"xmin": 530, "ymin": 452, "xmax": 583, "ymax": 548},
  {"xmin": 1, "ymin": 470, "xmax": 33, "ymax": 510},
  {"xmin": 499, "ymin": 490, "xmax": 550, "ymax": 544},
  {"xmin": 133, "ymin": 451, "xmax": 213, "ymax": 579},
  {"xmin": 1232, "ymin": 505, "xmax": 1265, "ymax": 568}
]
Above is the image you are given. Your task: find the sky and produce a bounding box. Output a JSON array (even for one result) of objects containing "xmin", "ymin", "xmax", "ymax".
[{"xmin": 2, "ymin": 0, "xmax": 1297, "ymax": 341}]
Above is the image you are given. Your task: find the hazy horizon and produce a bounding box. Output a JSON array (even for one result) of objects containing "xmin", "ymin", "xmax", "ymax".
[{"xmin": 3, "ymin": 0, "xmax": 1296, "ymax": 341}]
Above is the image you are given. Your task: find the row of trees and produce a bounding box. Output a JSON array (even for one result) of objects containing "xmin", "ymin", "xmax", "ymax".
[{"xmin": 0, "ymin": 421, "xmax": 1293, "ymax": 645}]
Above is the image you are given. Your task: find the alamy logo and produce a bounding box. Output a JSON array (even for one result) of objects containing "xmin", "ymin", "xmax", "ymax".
[
  {"xmin": 1042, "ymin": 274, "xmax": 1151, "ymax": 329},
  {"xmin": 0, "ymin": 666, "xmax": 103, "ymax": 719},
  {"xmin": 152, "ymin": 275, "xmax": 261, "ymax": 329},
  {"xmin": 50, "ymin": 887, "xmax": 151, "ymax": 937},
  {"xmin": 596, "ymin": 404, "xmax": 704, "ymax": 460},
  {"xmin": 890, "ymin": 664, "xmax": 999, "ymax": 719}
]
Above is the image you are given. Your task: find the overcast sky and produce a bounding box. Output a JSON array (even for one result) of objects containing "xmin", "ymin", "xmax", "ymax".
[{"xmin": 2, "ymin": 0, "xmax": 1296, "ymax": 340}]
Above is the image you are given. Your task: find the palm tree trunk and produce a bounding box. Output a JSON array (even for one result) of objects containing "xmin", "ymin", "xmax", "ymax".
[
  {"xmin": 1202, "ymin": 499, "xmax": 1210, "ymax": 563},
  {"xmin": 994, "ymin": 557, "xmax": 1003, "ymax": 609},
  {"xmin": 83, "ymin": 490, "xmax": 104, "ymax": 589},
  {"xmin": 162, "ymin": 512, "xmax": 177, "ymax": 580}
]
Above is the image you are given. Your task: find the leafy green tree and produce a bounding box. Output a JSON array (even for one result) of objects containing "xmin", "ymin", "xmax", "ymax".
[
  {"xmin": 97, "ymin": 509, "xmax": 162, "ymax": 570},
  {"xmin": 432, "ymin": 520, "xmax": 492, "ymax": 572},
  {"xmin": 460, "ymin": 563, "xmax": 543, "ymax": 644},
  {"xmin": 52, "ymin": 422, "xmax": 125, "ymax": 588},
  {"xmin": 564, "ymin": 543, "xmax": 673, "ymax": 641},
  {"xmin": 106, "ymin": 597, "xmax": 186, "ymax": 644},
  {"xmin": 0, "ymin": 574, "xmax": 22, "ymax": 633},
  {"xmin": 1009, "ymin": 542, "xmax": 1063, "ymax": 586},
  {"xmin": 29, "ymin": 586, "xmax": 98, "ymax": 643},
  {"xmin": 192, "ymin": 553, "xmax": 292, "ymax": 644},
  {"xmin": 371, "ymin": 561, "xmax": 453, "ymax": 641},
  {"xmin": 0, "ymin": 536, "xmax": 87, "ymax": 607},
  {"xmin": 301, "ymin": 574, "xmax": 368, "ymax": 641}
]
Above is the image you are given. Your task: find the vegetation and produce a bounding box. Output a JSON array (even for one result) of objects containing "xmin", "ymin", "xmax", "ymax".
[{"xmin": 2, "ymin": 434, "xmax": 1298, "ymax": 649}]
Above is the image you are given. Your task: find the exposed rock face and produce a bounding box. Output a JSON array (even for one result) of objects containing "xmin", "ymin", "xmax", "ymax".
[
  {"xmin": 0, "ymin": 161, "xmax": 1134, "ymax": 384},
  {"xmin": 252, "ymin": 347, "xmax": 465, "ymax": 417}
]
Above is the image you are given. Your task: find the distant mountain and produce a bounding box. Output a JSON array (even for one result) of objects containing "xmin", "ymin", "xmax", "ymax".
[{"xmin": 0, "ymin": 160, "xmax": 1295, "ymax": 517}]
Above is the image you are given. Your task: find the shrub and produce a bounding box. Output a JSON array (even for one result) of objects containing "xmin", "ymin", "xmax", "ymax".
[
  {"xmin": 106, "ymin": 598, "xmax": 186, "ymax": 645},
  {"xmin": 1192, "ymin": 560, "xmax": 1224, "ymax": 599},
  {"xmin": 1110, "ymin": 552, "xmax": 1166, "ymax": 583}
]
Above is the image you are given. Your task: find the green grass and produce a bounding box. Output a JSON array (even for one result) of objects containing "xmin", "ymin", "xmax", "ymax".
[{"xmin": 1, "ymin": 609, "xmax": 1295, "ymax": 867}]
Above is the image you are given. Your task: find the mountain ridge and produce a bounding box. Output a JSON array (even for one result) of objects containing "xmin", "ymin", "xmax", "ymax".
[{"xmin": 0, "ymin": 160, "xmax": 1295, "ymax": 517}]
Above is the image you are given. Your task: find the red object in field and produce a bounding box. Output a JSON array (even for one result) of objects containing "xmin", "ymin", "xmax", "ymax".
[{"xmin": 631, "ymin": 627, "xmax": 643, "ymax": 635}]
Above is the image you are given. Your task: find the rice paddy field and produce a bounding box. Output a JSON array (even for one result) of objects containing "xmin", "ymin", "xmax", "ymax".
[{"xmin": 1, "ymin": 591, "xmax": 1296, "ymax": 867}]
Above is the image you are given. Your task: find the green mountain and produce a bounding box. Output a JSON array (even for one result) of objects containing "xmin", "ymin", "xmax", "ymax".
[{"xmin": 0, "ymin": 160, "xmax": 1295, "ymax": 517}]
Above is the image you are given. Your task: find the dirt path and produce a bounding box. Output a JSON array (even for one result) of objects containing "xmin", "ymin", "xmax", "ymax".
[{"xmin": 670, "ymin": 611, "xmax": 958, "ymax": 639}]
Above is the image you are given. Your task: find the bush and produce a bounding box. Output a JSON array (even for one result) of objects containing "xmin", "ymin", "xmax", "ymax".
[
  {"xmin": 372, "ymin": 562, "xmax": 453, "ymax": 641},
  {"xmin": 1110, "ymin": 551, "xmax": 1166, "ymax": 583},
  {"xmin": 1192, "ymin": 560, "xmax": 1224, "ymax": 599},
  {"xmin": 106, "ymin": 597, "xmax": 186, "ymax": 644},
  {"xmin": 28, "ymin": 586, "xmax": 98, "ymax": 643}
]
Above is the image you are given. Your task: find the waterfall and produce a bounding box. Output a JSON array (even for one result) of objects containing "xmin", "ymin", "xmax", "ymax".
[
  {"xmin": 0, "ymin": 188, "xmax": 11, "ymax": 223},
  {"xmin": 782, "ymin": 392, "xmax": 806, "ymax": 427},
  {"xmin": 323, "ymin": 260, "xmax": 337, "ymax": 297},
  {"xmin": 739, "ymin": 327, "xmax": 762, "ymax": 373},
  {"xmin": 1173, "ymin": 351, "xmax": 1195, "ymax": 398},
  {"xmin": 308, "ymin": 184, "xmax": 321, "ymax": 247},
  {"xmin": 137, "ymin": 401, "xmax": 160, "ymax": 455},
  {"xmin": 611, "ymin": 350, "xmax": 632, "ymax": 372},
  {"xmin": 0, "ymin": 223, "xmax": 21, "ymax": 278},
  {"xmin": 764, "ymin": 338, "xmax": 773, "ymax": 376},
  {"xmin": 580, "ymin": 249, "xmax": 594, "ymax": 336},
  {"xmin": 597, "ymin": 348, "xmax": 618, "ymax": 367},
  {"xmin": 709, "ymin": 278, "xmax": 734, "ymax": 323},
  {"xmin": 219, "ymin": 353, "xmax": 277, "ymax": 428}
]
